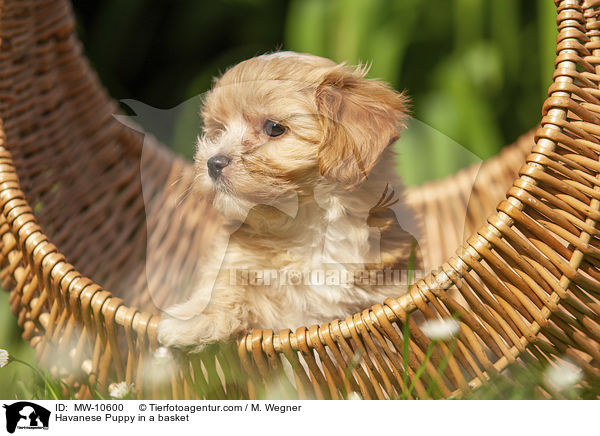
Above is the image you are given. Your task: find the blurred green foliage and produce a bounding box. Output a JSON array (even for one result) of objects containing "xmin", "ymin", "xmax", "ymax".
[
  {"xmin": 1, "ymin": 0, "xmax": 559, "ymax": 398},
  {"xmin": 286, "ymin": 0, "xmax": 557, "ymax": 183},
  {"xmin": 70, "ymin": 0, "xmax": 556, "ymax": 184}
]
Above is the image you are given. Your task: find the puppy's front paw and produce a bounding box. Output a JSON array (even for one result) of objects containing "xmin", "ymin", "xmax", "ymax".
[
  {"xmin": 157, "ymin": 313, "xmax": 242, "ymax": 353},
  {"xmin": 157, "ymin": 317, "xmax": 211, "ymax": 353}
]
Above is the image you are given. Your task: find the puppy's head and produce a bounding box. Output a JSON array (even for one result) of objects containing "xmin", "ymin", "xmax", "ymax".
[{"xmin": 194, "ymin": 51, "xmax": 409, "ymax": 221}]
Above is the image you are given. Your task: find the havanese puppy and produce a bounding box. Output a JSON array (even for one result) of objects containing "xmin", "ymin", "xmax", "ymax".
[{"xmin": 157, "ymin": 51, "xmax": 422, "ymax": 352}]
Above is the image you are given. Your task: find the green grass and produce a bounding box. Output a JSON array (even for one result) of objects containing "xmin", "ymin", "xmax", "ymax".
[
  {"xmin": 2, "ymin": 322, "xmax": 598, "ymax": 400},
  {"xmin": 0, "ymin": 292, "xmax": 39, "ymax": 399}
]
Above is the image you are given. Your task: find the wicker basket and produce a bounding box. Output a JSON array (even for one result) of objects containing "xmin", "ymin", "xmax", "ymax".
[{"xmin": 1, "ymin": 0, "xmax": 599, "ymax": 399}]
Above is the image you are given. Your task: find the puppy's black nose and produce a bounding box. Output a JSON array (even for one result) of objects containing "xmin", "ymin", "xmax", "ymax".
[{"xmin": 207, "ymin": 154, "xmax": 231, "ymax": 180}]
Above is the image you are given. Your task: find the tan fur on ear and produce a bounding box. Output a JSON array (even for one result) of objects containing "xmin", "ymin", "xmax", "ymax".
[{"xmin": 316, "ymin": 64, "xmax": 410, "ymax": 188}]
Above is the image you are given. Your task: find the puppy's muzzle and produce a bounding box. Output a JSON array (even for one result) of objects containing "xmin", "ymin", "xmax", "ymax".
[{"xmin": 207, "ymin": 154, "xmax": 231, "ymax": 180}]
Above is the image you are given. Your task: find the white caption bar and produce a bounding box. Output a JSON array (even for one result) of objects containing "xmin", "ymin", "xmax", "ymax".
[{"xmin": 0, "ymin": 400, "xmax": 597, "ymax": 436}]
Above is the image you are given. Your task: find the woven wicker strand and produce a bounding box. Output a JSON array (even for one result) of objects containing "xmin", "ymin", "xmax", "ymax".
[{"xmin": 0, "ymin": 0, "xmax": 599, "ymax": 399}]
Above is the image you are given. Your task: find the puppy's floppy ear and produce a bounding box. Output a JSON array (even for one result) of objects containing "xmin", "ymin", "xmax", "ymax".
[{"xmin": 316, "ymin": 64, "xmax": 409, "ymax": 188}]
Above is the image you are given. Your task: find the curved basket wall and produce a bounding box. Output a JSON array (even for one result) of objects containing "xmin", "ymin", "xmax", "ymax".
[{"xmin": 1, "ymin": 0, "xmax": 599, "ymax": 399}]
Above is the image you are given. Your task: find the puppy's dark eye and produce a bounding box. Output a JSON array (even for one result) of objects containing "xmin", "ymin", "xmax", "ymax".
[{"xmin": 263, "ymin": 120, "xmax": 286, "ymax": 137}]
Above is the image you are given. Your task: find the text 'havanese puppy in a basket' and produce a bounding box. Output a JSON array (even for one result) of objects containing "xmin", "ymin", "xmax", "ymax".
[{"xmin": 158, "ymin": 51, "xmax": 423, "ymax": 352}]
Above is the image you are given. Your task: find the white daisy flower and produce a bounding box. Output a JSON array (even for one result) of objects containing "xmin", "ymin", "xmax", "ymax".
[
  {"xmin": 152, "ymin": 347, "xmax": 173, "ymax": 365},
  {"xmin": 421, "ymin": 318, "xmax": 460, "ymax": 341},
  {"xmin": 544, "ymin": 359, "xmax": 582, "ymax": 391},
  {"xmin": 347, "ymin": 391, "xmax": 362, "ymax": 400},
  {"xmin": 0, "ymin": 349, "xmax": 11, "ymax": 368},
  {"xmin": 108, "ymin": 381, "xmax": 133, "ymax": 399}
]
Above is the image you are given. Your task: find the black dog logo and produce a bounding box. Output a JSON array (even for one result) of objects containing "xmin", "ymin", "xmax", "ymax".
[{"xmin": 3, "ymin": 402, "xmax": 50, "ymax": 433}]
